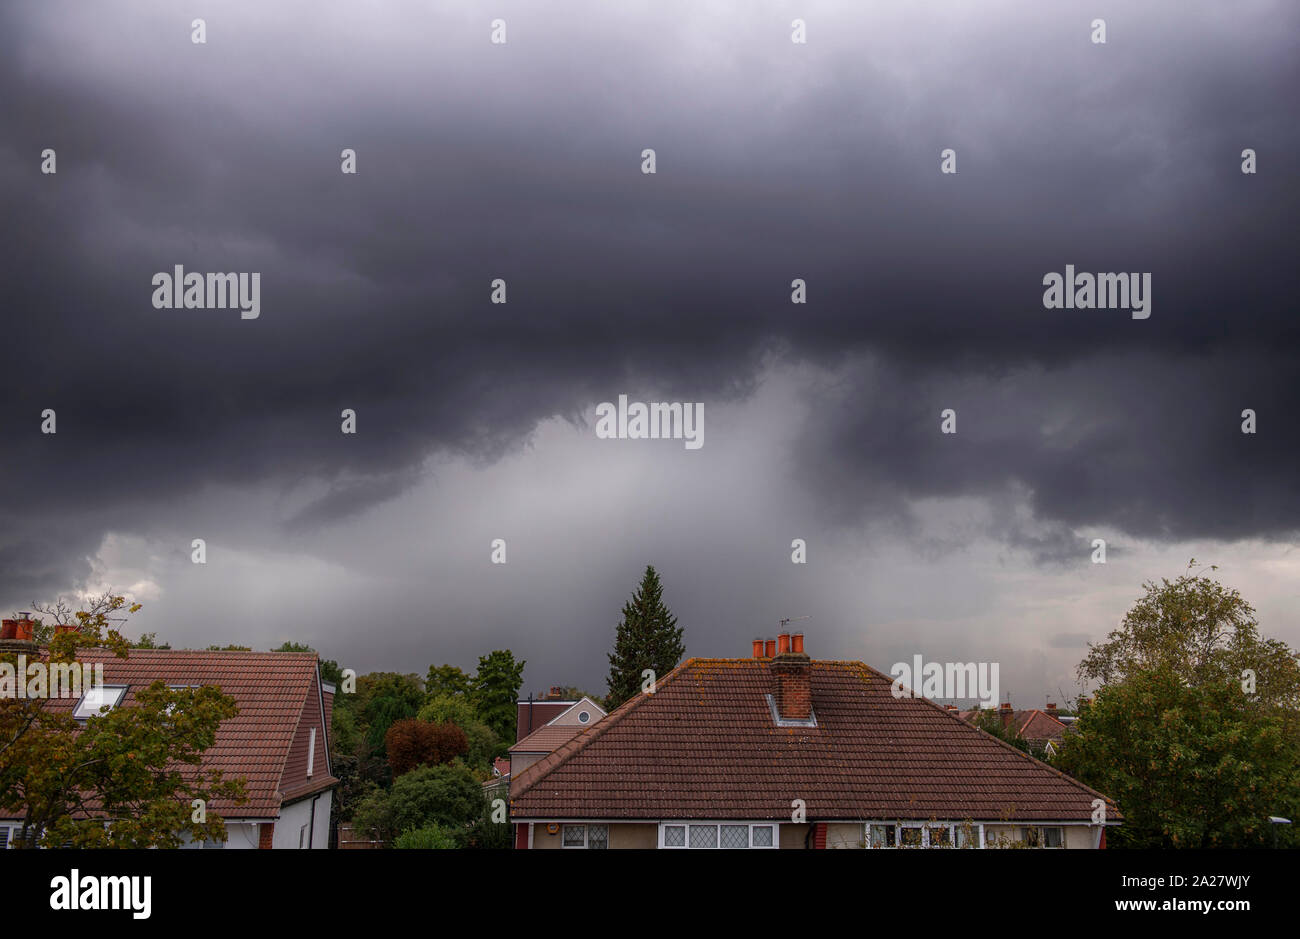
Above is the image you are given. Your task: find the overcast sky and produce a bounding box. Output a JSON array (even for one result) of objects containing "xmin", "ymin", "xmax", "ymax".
[{"xmin": 1, "ymin": 1, "xmax": 1297, "ymax": 706}]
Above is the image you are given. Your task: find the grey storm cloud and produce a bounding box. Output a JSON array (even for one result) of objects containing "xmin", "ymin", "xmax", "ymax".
[{"xmin": 1, "ymin": 0, "xmax": 1297, "ymax": 607}]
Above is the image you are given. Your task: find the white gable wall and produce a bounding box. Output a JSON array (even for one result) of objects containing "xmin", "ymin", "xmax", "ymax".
[{"xmin": 272, "ymin": 791, "xmax": 332, "ymax": 849}]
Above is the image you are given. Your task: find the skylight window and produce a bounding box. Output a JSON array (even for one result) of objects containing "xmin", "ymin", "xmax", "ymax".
[
  {"xmin": 165, "ymin": 685, "xmax": 199, "ymax": 716},
  {"xmin": 73, "ymin": 685, "xmax": 127, "ymax": 719}
]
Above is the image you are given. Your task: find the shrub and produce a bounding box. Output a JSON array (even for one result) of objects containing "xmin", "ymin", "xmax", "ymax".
[
  {"xmin": 394, "ymin": 825, "xmax": 460, "ymax": 849},
  {"xmin": 353, "ymin": 762, "xmax": 484, "ymax": 842},
  {"xmin": 465, "ymin": 793, "xmax": 514, "ymax": 849}
]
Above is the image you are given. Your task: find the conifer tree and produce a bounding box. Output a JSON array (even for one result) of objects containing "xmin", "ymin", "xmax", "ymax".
[{"xmin": 606, "ymin": 565, "xmax": 685, "ymax": 708}]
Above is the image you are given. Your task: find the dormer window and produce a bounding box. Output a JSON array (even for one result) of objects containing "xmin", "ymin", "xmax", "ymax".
[{"xmin": 73, "ymin": 685, "xmax": 127, "ymax": 720}]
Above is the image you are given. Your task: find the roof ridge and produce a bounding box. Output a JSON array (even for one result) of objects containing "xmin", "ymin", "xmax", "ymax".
[
  {"xmin": 511, "ymin": 656, "xmax": 1121, "ymax": 817},
  {"xmin": 511, "ymin": 656, "xmax": 696, "ymax": 797},
  {"xmin": 1042, "ymin": 710, "xmax": 1069, "ymax": 729}
]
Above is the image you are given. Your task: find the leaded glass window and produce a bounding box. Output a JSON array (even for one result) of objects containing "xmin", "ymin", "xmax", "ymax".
[
  {"xmin": 720, "ymin": 825, "xmax": 749, "ymax": 849},
  {"xmin": 688, "ymin": 824, "xmax": 718, "ymax": 849}
]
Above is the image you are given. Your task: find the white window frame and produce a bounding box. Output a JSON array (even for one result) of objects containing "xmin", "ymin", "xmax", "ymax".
[
  {"xmin": 0, "ymin": 824, "xmax": 40, "ymax": 848},
  {"xmin": 73, "ymin": 684, "xmax": 128, "ymax": 720},
  {"xmin": 865, "ymin": 821, "xmax": 985, "ymax": 849},
  {"xmin": 164, "ymin": 684, "xmax": 199, "ymax": 718},
  {"xmin": 657, "ymin": 821, "xmax": 779, "ymax": 849},
  {"xmin": 867, "ymin": 822, "xmax": 897, "ymax": 849},
  {"xmin": 1017, "ymin": 825, "xmax": 1066, "ymax": 848},
  {"xmin": 560, "ymin": 823, "xmax": 609, "ymax": 849},
  {"xmin": 899, "ymin": 823, "xmax": 926, "ymax": 848},
  {"xmin": 307, "ymin": 727, "xmax": 317, "ymax": 778}
]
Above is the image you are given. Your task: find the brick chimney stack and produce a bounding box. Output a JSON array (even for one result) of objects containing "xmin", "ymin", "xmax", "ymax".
[
  {"xmin": 770, "ymin": 632, "xmax": 812, "ymax": 721},
  {"xmin": 0, "ymin": 614, "xmax": 37, "ymax": 651},
  {"xmin": 2, "ymin": 615, "xmax": 34, "ymax": 641}
]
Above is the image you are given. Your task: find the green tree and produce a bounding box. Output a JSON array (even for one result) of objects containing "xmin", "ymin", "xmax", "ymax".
[
  {"xmin": 332, "ymin": 701, "xmax": 359, "ymax": 756},
  {"xmin": 352, "ymin": 762, "xmax": 482, "ymax": 842},
  {"xmin": 472, "ymin": 651, "xmax": 525, "ymax": 744},
  {"xmin": 131, "ymin": 632, "xmax": 171, "ymax": 650},
  {"xmin": 968, "ymin": 708, "xmax": 1031, "ymax": 755},
  {"xmin": 330, "ymin": 672, "xmax": 421, "ymax": 816},
  {"xmin": 393, "ymin": 824, "xmax": 460, "ymax": 849},
  {"xmin": 605, "ymin": 565, "xmax": 685, "ymax": 709},
  {"xmin": 419, "ymin": 693, "xmax": 479, "ymax": 728},
  {"xmin": 272, "ymin": 641, "xmax": 343, "ymax": 686},
  {"xmin": 418, "ymin": 695, "xmax": 501, "ymax": 771},
  {"xmin": 0, "ymin": 594, "xmax": 247, "ymax": 848},
  {"xmin": 426, "ymin": 664, "xmax": 473, "ymax": 700},
  {"xmin": 1077, "ymin": 562, "xmax": 1300, "ymax": 706},
  {"xmin": 1057, "ymin": 668, "xmax": 1298, "ymax": 847},
  {"xmin": 465, "ymin": 793, "xmax": 513, "ymax": 849},
  {"xmin": 357, "ymin": 672, "xmax": 425, "ymax": 753},
  {"xmin": 1057, "ymin": 564, "xmax": 1300, "ymax": 848}
]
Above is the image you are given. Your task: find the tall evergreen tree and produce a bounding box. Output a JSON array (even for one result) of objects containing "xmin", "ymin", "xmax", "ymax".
[
  {"xmin": 472, "ymin": 650, "xmax": 525, "ymax": 744},
  {"xmin": 606, "ymin": 565, "xmax": 686, "ymax": 709}
]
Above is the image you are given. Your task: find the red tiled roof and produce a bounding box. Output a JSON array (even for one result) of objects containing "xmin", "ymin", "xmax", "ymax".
[
  {"xmin": 510, "ymin": 723, "xmax": 587, "ymax": 754},
  {"xmin": 511, "ymin": 658, "xmax": 1121, "ymax": 823},
  {"xmin": 515, "ymin": 701, "xmax": 574, "ymax": 741},
  {"xmin": 958, "ymin": 708, "xmax": 1069, "ymax": 748},
  {"xmin": 18, "ymin": 649, "xmax": 337, "ymax": 820},
  {"xmin": 1014, "ymin": 710, "xmax": 1069, "ymax": 747}
]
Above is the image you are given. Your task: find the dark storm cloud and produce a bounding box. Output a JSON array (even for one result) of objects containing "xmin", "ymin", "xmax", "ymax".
[{"xmin": 1, "ymin": 0, "xmax": 1297, "ymax": 601}]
